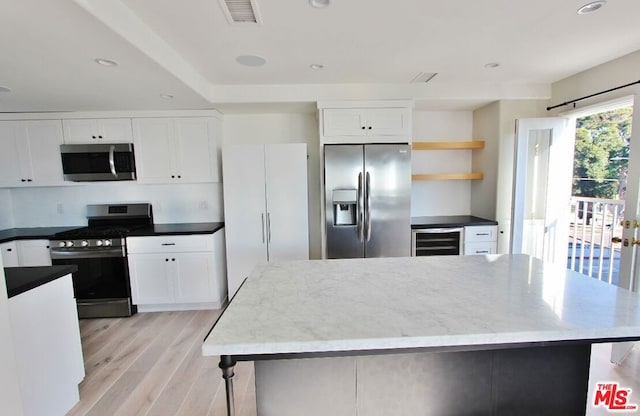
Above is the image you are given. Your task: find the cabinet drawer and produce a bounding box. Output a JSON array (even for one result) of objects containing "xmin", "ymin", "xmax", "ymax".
[
  {"xmin": 126, "ymin": 234, "xmax": 215, "ymax": 254},
  {"xmin": 464, "ymin": 242, "xmax": 496, "ymax": 255},
  {"xmin": 464, "ymin": 226, "xmax": 497, "ymax": 243}
]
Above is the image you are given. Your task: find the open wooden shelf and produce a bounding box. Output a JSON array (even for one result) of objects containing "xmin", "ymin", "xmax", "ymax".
[
  {"xmin": 412, "ymin": 173, "xmax": 484, "ymax": 181},
  {"xmin": 412, "ymin": 141, "xmax": 485, "ymax": 150}
]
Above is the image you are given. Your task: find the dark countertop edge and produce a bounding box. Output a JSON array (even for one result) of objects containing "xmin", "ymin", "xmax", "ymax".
[
  {"xmin": 4, "ymin": 265, "xmax": 78, "ymax": 298},
  {"xmin": 125, "ymin": 222, "xmax": 225, "ymax": 237},
  {"xmin": 411, "ymin": 215, "xmax": 498, "ymax": 229},
  {"xmin": 0, "ymin": 226, "xmax": 83, "ymax": 244},
  {"xmin": 0, "ymin": 222, "xmax": 225, "ymax": 243}
]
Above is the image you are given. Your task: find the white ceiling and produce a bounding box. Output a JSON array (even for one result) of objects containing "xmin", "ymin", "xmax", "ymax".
[{"xmin": 1, "ymin": 0, "xmax": 639, "ymax": 113}]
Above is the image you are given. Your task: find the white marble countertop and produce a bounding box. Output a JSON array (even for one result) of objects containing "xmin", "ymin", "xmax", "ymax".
[{"xmin": 202, "ymin": 254, "xmax": 640, "ymax": 357}]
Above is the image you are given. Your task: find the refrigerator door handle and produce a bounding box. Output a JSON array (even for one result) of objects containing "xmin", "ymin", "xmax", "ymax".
[
  {"xmin": 267, "ymin": 212, "xmax": 272, "ymax": 243},
  {"xmin": 261, "ymin": 213, "xmax": 266, "ymax": 244},
  {"xmin": 365, "ymin": 171, "xmax": 372, "ymax": 242},
  {"xmin": 357, "ymin": 172, "xmax": 364, "ymax": 242}
]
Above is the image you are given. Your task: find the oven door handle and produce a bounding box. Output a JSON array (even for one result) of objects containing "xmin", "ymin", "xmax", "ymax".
[
  {"xmin": 50, "ymin": 247, "xmax": 125, "ymax": 259},
  {"xmin": 109, "ymin": 145, "xmax": 118, "ymax": 178}
]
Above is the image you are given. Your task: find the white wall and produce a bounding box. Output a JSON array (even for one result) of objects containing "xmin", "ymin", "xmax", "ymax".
[
  {"xmin": 550, "ymin": 50, "xmax": 640, "ymax": 116},
  {"xmin": 472, "ymin": 100, "xmax": 550, "ymax": 253},
  {"xmin": 0, "ymin": 190, "xmax": 14, "ymax": 229},
  {"xmin": 0, "ymin": 258, "xmax": 25, "ymax": 416},
  {"xmin": 411, "ymin": 111, "xmax": 474, "ymax": 216},
  {"xmin": 222, "ymin": 113, "xmax": 322, "ymax": 259},
  {"xmin": 471, "ymin": 102, "xmax": 500, "ymax": 220},
  {"xmin": 9, "ymin": 183, "xmax": 223, "ymax": 227}
]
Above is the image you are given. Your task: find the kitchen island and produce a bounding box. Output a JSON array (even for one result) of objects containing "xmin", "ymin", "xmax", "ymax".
[
  {"xmin": 203, "ymin": 254, "xmax": 640, "ymax": 415},
  {"xmin": 3, "ymin": 265, "xmax": 84, "ymax": 416}
]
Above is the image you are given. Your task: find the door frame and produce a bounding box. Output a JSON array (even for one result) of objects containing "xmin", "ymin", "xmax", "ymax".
[{"xmin": 510, "ymin": 117, "xmax": 574, "ymax": 265}]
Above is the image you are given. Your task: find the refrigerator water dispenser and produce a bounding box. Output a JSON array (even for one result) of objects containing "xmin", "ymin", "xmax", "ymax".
[{"xmin": 332, "ymin": 189, "xmax": 357, "ymax": 226}]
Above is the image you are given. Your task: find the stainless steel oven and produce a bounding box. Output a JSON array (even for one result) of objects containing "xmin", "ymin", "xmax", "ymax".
[
  {"xmin": 411, "ymin": 228, "xmax": 463, "ymax": 256},
  {"xmin": 50, "ymin": 238, "xmax": 133, "ymax": 318},
  {"xmin": 50, "ymin": 203, "xmax": 153, "ymax": 318}
]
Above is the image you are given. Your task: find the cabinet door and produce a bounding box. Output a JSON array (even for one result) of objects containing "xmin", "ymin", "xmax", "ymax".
[
  {"xmin": 0, "ymin": 242, "xmax": 19, "ymax": 267},
  {"xmin": 366, "ymin": 108, "xmax": 411, "ymax": 137},
  {"xmin": 174, "ymin": 117, "xmax": 219, "ymax": 183},
  {"xmin": 63, "ymin": 118, "xmax": 132, "ymax": 143},
  {"xmin": 173, "ymin": 252, "xmax": 215, "ymax": 303},
  {"xmin": 97, "ymin": 118, "xmax": 133, "ymax": 142},
  {"xmin": 132, "ymin": 118, "xmax": 175, "ymax": 183},
  {"xmin": 265, "ymin": 144, "xmax": 309, "ymax": 262},
  {"xmin": 25, "ymin": 120, "xmax": 65, "ymax": 186},
  {"xmin": 128, "ymin": 253, "xmax": 174, "ymax": 304},
  {"xmin": 16, "ymin": 240, "xmax": 52, "ymax": 267},
  {"xmin": 222, "ymin": 144, "xmax": 268, "ymax": 297},
  {"xmin": 322, "ymin": 109, "xmax": 367, "ymax": 137},
  {"xmin": 0, "ymin": 122, "xmax": 26, "ymax": 186}
]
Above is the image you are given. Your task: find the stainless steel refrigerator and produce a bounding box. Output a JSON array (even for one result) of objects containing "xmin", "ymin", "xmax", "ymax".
[{"xmin": 324, "ymin": 144, "xmax": 411, "ymax": 258}]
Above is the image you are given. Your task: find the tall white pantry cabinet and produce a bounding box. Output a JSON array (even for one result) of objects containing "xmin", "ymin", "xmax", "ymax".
[{"xmin": 223, "ymin": 143, "xmax": 309, "ymax": 296}]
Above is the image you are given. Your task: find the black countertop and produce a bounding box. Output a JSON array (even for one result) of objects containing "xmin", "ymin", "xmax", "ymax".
[
  {"xmin": 126, "ymin": 222, "xmax": 224, "ymax": 237},
  {"xmin": 411, "ymin": 215, "xmax": 498, "ymax": 229},
  {"xmin": 0, "ymin": 226, "xmax": 82, "ymax": 244},
  {"xmin": 4, "ymin": 265, "xmax": 78, "ymax": 298},
  {"xmin": 0, "ymin": 222, "xmax": 225, "ymax": 243}
]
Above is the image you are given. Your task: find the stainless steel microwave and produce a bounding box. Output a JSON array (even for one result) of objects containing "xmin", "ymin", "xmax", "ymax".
[{"xmin": 60, "ymin": 143, "xmax": 136, "ymax": 182}]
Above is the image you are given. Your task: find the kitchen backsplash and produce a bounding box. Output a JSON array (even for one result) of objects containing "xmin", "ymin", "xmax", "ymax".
[
  {"xmin": 0, "ymin": 189, "xmax": 13, "ymax": 229},
  {"xmin": 6, "ymin": 183, "xmax": 223, "ymax": 227}
]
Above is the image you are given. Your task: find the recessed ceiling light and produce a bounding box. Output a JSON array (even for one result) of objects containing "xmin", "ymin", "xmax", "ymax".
[
  {"xmin": 236, "ymin": 55, "xmax": 267, "ymax": 67},
  {"xmin": 577, "ymin": 1, "xmax": 606, "ymax": 14},
  {"xmin": 160, "ymin": 94, "xmax": 174, "ymax": 100},
  {"xmin": 94, "ymin": 58, "xmax": 119, "ymax": 67},
  {"xmin": 309, "ymin": 0, "xmax": 331, "ymax": 8},
  {"xmin": 0, "ymin": 86, "xmax": 11, "ymax": 93},
  {"xmin": 310, "ymin": 64, "xmax": 324, "ymax": 70},
  {"xmin": 484, "ymin": 62, "xmax": 500, "ymax": 68}
]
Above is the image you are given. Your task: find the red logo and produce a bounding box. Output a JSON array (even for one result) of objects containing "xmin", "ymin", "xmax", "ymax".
[{"xmin": 593, "ymin": 382, "xmax": 638, "ymax": 411}]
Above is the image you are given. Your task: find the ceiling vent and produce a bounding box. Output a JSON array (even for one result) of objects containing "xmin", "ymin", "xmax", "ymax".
[
  {"xmin": 411, "ymin": 72, "xmax": 438, "ymax": 84},
  {"xmin": 219, "ymin": 0, "xmax": 262, "ymax": 24}
]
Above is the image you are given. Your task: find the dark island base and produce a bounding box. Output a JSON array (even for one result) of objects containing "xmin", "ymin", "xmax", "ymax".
[{"xmin": 222, "ymin": 343, "xmax": 592, "ymax": 416}]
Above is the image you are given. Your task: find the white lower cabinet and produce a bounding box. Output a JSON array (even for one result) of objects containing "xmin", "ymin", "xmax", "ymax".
[
  {"xmin": 464, "ymin": 225, "xmax": 498, "ymax": 255},
  {"xmin": 0, "ymin": 241, "xmax": 19, "ymax": 267},
  {"xmin": 1, "ymin": 239, "xmax": 51, "ymax": 267},
  {"xmin": 127, "ymin": 232, "xmax": 227, "ymax": 311}
]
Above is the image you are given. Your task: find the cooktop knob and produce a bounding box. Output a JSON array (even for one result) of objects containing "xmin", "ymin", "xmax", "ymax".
[
  {"xmin": 103, "ymin": 239, "xmax": 112, "ymax": 246},
  {"xmin": 96, "ymin": 240, "xmax": 103, "ymax": 246},
  {"xmin": 58, "ymin": 241, "xmax": 66, "ymax": 248},
  {"xmin": 81, "ymin": 240, "xmax": 89, "ymax": 247},
  {"xmin": 66, "ymin": 241, "xmax": 74, "ymax": 247}
]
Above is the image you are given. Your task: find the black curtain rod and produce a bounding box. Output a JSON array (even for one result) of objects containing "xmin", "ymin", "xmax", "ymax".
[{"xmin": 546, "ymin": 79, "xmax": 640, "ymax": 111}]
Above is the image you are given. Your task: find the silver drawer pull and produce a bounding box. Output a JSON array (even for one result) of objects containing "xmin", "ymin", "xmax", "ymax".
[
  {"xmin": 161, "ymin": 243, "xmax": 176, "ymax": 246},
  {"xmin": 475, "ymin": 233, "xmax": 490, "ymax": 236},
  {"xmin": 476, "ymin": 250, "xmax": 489, "ymax": 254}
]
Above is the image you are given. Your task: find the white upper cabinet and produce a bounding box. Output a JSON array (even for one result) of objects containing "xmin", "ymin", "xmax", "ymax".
[
  {"xmin": 0, "ymin": 120, "xmax": 65, "ymax": 187},
  {"xmin": 62, "ymin": 118, "xmax": 133, "ymax": 143},
  {"xmin": 319, "ymin": 101, "xmax": 413, "ymax": 144},
  {"xmin": 133, "ymin": 117, "xmax": 220, "ymax": 184}
]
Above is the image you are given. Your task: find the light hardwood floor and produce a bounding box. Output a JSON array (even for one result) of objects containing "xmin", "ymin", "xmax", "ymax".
[
  {"xmin": 67, "ymin": 310, "xmax": 256, "ymax": 416},
  {"xmin": 68, "ymin": 310, "xmax": 640, "ymax": 416}
]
